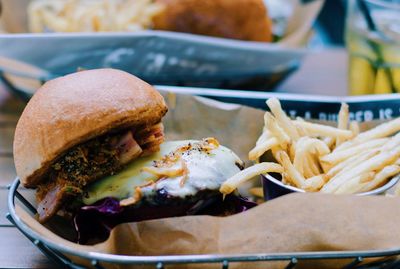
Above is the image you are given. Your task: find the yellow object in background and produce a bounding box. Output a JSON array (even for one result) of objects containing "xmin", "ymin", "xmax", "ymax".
[
  {"xmin": 348, "ymin": 57, "xmax": 375, "ymax": 95},
  {"xmin": 392, "ymin": 69, "xmax": 400, "ymax": 93},
  {"xmin": 374, "ymin": 69, "xmax": 392, "ymax": 94},
  {"xmin": 346, "ymin": 0, "xmax": 400, "ymax": 95}
]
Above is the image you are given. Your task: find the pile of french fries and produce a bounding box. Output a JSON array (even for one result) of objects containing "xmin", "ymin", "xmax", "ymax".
[
  {"xmin": 220, "ymin": 98, "xmax": 400, "ymax": 196},
  {"xmin": 28, "ymin": 0, "xmax": 163, "ymax": 33}
]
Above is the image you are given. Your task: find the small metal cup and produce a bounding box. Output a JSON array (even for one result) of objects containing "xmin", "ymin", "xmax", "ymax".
[{"xmin": 261, "ymin": 173, "xmax": 400, "ymax": 201}]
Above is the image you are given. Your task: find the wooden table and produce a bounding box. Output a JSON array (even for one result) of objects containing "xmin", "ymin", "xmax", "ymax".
[{"xmin": 0, "ymin": 48, "xmax": 348, "ymax": 268}]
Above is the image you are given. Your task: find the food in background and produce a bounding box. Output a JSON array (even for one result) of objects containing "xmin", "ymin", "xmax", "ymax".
[
  {"xmin": 28, "ymin": 0, "xmax": 273, "ymax": 42},
  {"xmin": 28, "ymin": 0, "xmax": 164, "ymax": 32},
  {"xmin": 152, "ymin": 0, "xmax": 272, "ymax": 42},
  {"xmin": 220, "ymin": 98, "xmax": 400, "ymax": 195}
]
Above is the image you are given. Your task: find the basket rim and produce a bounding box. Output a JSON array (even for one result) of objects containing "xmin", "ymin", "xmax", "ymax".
[{"xmin": 7, "ymin": 177, "xmax": 400, "ymax": 265}]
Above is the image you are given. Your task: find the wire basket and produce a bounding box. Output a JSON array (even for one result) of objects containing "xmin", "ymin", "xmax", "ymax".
[{"xmin": 7, "ymin": 178, "xmax": 400, "ymax": 269}]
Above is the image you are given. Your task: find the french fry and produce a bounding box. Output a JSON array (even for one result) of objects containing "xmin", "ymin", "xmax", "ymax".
[
  {"xmin": 305, "ymin": 154, "xmax": 321, "ymax": 178},
  {"xmin": 293, "ymin": 149, "xmax": 305, "ymax": 175},
  {"xmin": 303, "ymin": 175, "xmax": 326, "ymax": 192},
  {"xmin": 359, "ymin": 165, "xmax": 400, "ymax": 192},
  {"xmin": 334, "ymin": 172, "xmax": 375, "ymax": 194},
  {"xmin": 249, "ymin": 187, "xmax": 264, "ymax": 198},
  {"xmin": 293, "ymin": 137, "xmax": 310, "ymax": 175},
  {"xmin": 302, "ymin": 157, "xmax": 315, "ymax": 179},
  {"xmin": 275, "ymin": 150, "xmax": 306, "ymax": 188},
  {"xmin": 270, "ymin": 146, "xmax": 281, "ymax": 157},
  {"xmin": 293, "ymin": 120, "xmax": 354, "ymax": 140},
  {"xmin": 321, "ymin": 162, "xmax": 332, "ymax": 174},
  {"xmin": 246, "ymin": 98, "xmax": 400, "ymax": 196},
  {"xmin": 321, "ymin": 138, "xmax": 388, "ymax": 165},
  {"xmin": 281, "ymin": 172, "xmax": 289, "ymax": 184},
  {"xmin": 321, "ymin": 147, "xmax": 400, "ymax": 193},
  {"xmin": 337, "ymin": 103, "xmax": 349, "ymax": 129},
  {"xmin": 266, "ymin": 98, "xmax": 300, "ymax": 140},
  {"xmin": 326, "ymin": 150, "xmax": 378, "ymax": 179},
  {"xmin": 249, "ymin": 129, "xmax": 273, "ymax": 161},
  {"xmin": 220, "ymin": 162, "xmax": 283, "ymax": 195},
  {"xmin": 381, "ymin": 132, "xmax": 400, "ymax": 151},
  {"xmin": 336, "ymin": 103, "xmax": 349, "ymax": 146},
  {"xmin": 295, "ymin": 137, "xmax": 330, "ymax": 161},
  {"xmin": 295, "ymin": 117, "xmax": 308, "ymax": 136},
  {"xmin": 353, "ymin": 117, "xmax": 400, "ymax": 143},
  {"xmin": 120, "ymin": 187, "xmax": 143, "ymax": 206},
  {"xmin": 256, "ymin": 129, "xmax": 272, "ymax": 145},
  {"xmin": 349, "ymin": 121, "xmax": 360, "ymax": 136},
  {"xmin": 289, "ymin": 143, "xmax": 296, "ymax": 162},
  {"xmin": 333, "ymin": 140, "xmax": 355, "ymax": 153},
  {"xmin": 293, "ymin": 137, "xmax": 326, "ymax": 177},
  {"xmin": 142, "ymin": 164, "xmax": 184, "ymax": 177},
  {"xmin": 323, "ymin": 137, "xmax": 336, "ymax": 150},
  {"xmin": 312, "ymin": 139, "xmax": 331, "ymax": 156},
  {"xmin": 249, "ymin": 137, "xmax": 279, "ymax": 161},
  {"xmin": 264, "ymin": 112, "xmax": 290, "ymax": 145}
]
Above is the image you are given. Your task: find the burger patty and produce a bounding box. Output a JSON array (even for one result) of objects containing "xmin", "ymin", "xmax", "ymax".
[{"xmin": 36, "ymin": 122, "xmax": 164, "ymax": 222}]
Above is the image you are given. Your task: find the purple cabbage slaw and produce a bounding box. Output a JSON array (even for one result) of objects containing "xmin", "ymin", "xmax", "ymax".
[{"xmin": 73, "ymin": 194, "xmax": 256, "ymax": 244}]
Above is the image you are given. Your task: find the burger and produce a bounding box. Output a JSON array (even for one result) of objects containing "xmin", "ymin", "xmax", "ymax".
[{"xmin": 13, "ymin": 69, "xmax": 255, "ymax": 244}]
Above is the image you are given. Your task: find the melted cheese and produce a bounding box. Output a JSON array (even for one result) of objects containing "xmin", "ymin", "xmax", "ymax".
[{"xmin": 83, "ymin": 140, "xmax": 242, "ymax": 205}]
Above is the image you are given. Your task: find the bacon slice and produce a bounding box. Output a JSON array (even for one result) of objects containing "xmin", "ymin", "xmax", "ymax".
[
  {"xmin": 115, "ymin": 131, "xmax": 142, "ymax": 165},
  {"xmin": 136, "ymin": 123, "xmax": 165, "ymax": 156},
  {"xmin": 37, "ymin": 183, "xmax": 82, "ymax": 222}
]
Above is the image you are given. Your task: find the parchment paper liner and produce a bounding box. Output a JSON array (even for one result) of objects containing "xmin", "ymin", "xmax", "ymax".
[{"xmin": 13, "ymin": 94, "xmax": 400, "ymax": 269}]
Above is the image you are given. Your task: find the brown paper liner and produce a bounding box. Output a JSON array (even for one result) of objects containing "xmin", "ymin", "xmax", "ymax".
[{"xmin": 16, "ymin": 193, "xmax": 400, "ymax": 269}]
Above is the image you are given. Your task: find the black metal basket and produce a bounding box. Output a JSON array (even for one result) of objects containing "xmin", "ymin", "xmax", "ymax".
[{"xmin": 7, "ymin": 178, "xmax": 400, "ymax": 269}]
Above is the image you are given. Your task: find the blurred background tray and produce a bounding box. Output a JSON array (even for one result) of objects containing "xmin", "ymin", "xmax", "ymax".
[
  {"xmin": 0, "ymin": 31, "xmax": 304, "ymax": 95},
  {"xmin": 0, "ymin": 0, "xmax": 328, "ymax": 93}
]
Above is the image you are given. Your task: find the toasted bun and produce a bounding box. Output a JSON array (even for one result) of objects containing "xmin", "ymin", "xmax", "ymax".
[
  {"xmin": 153, "ymin": 0, "xmax": 272, "ymax": 42},
  {"xmin": 14, "ymin": 69, "xmax": 168, "ymax": 188}
]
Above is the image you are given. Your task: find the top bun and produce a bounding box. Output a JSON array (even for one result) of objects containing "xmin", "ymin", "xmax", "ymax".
[
  {"xmin": 14, "ymin": 69, "xmax": 168, "ymax": 188},
  {"xmin": 153, "ymin": 0, "xmax": 273, "ymax": 42}
]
